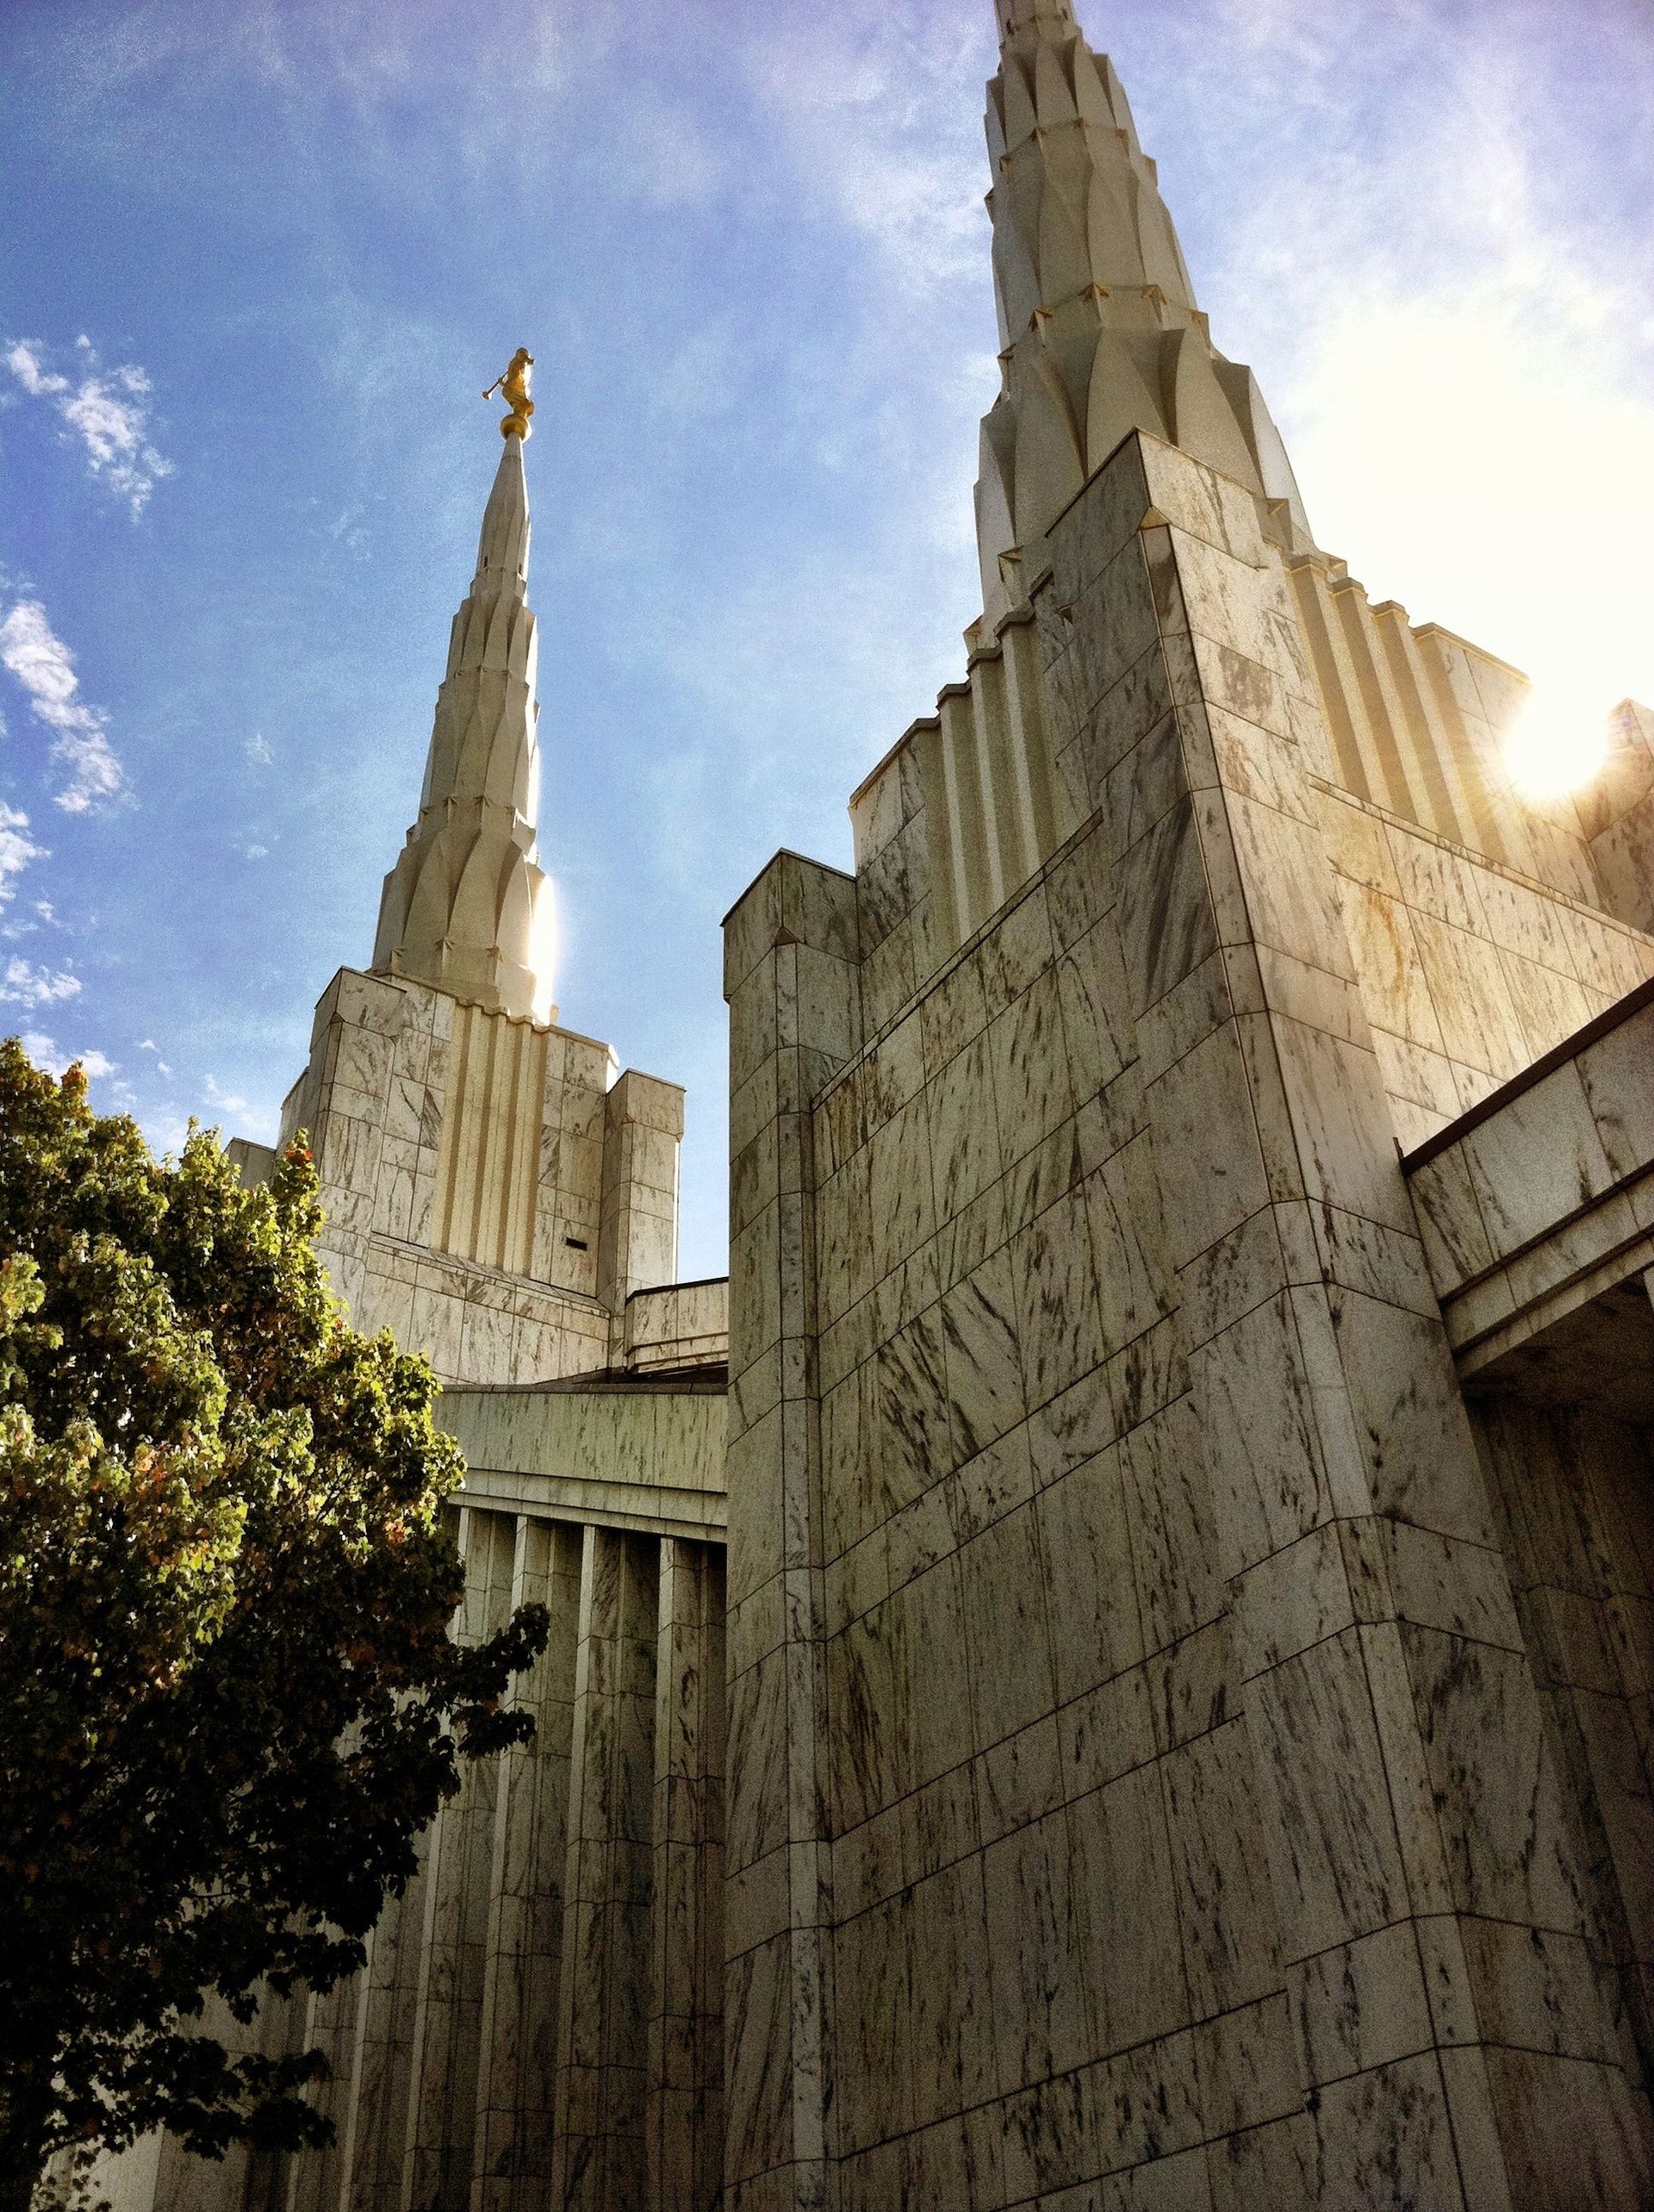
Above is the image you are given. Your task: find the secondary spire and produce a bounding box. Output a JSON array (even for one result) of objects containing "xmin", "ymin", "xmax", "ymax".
[
  {"xmin": 974, "ymin": 0, "xmax": 1315, "ymax": 626},
  {"xmin": 370, "ymin": 355, "xmax": 556, "ymax": 1025}
]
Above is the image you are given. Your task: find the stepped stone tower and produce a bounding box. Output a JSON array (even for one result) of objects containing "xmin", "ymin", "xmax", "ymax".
[
  {"xmin": 720, "ymin": 2, "xmax": 1654, "ymax": 2206},
  {"xmin": 239, "ymin": 407, "xmax": 706, "ymax": 1386}
]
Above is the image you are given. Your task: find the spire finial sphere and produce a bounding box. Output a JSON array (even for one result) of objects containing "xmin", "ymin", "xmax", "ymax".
[{"xmin": 482, "ymin": 346, "xmax": 535, "ymax": 440}]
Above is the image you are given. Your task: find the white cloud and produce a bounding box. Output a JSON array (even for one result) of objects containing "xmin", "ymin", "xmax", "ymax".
[
  {"xmin": 0, "ymin": 598, "xmax": 127, "ymax": 812},
  {"xmin": 140, "ymin": 1038, "xmax": 173, "ymax": 1076},
  {"xmin": 243, "ymin": 843, "xmax": 270, "ymax": 860},
  {"xmin": 1, "ymin": 956, "xmax": 82, "ymax": 1007},
  {"xmin": 245, "ymin": 732, "xmax": 273, "ymax": 767},
  {"xmin": 13, "ymin": 1030, "xmax": 112, "ymax": 1081},
  {"xmin": 5, "ymin": 337, "xmax": 172, "ymax": 516},
  {"xmin": 0, "ymin": 803, "xmax": 46, "ymax": 907},
  {"xmin": 204, "ymin": 1075, "xmax": 250, "ymax": 1115},
  {"xmin": 6, "ymin": 341, "xmax": 67, "ymax": 398}
]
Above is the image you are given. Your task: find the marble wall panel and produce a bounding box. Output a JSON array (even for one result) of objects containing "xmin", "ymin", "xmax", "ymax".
[
  {"xmin": 1309, "ymin": 2052, "xmax": 1473, "ymax": 2210},
  {"xmin": 1248, "ymin": 1629, "xmax": 1412, "ymax": 1962},
  {"xmin": 1471, "ymin": 1395, "xmax": 1654, "ymax": 2023},
  {"xmin": 941, "ymin": 1245, "xmax": 1028, "ymax": 1461},
  {"xmin": 1160, "ymin": 1717, "xmax": 1280, "ymax": 2018},
  {"xmin": 1483, "ymin": 2047, "xmax": 1654, "ymax": 2208},
  {"xmin": 1068, "ymin": 1764, "xmax": 1187, "ymax": 2058},
  {"xmin": 1035, "ymin": 1446, "xmax": 1144, "ymax": 1703},
  {"xmin": 721, "ymin": 851, "xmax": 861, "ymax": 2211},
  {"xmin": 1008, "ymin": 1182, "xmax": 1102, "ymax": 1414}
]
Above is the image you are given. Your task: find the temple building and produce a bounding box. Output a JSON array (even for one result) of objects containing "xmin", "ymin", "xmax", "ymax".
[{"xmin": 87, "ymin": 0, "xmax": 1654, "ymax": 2205}]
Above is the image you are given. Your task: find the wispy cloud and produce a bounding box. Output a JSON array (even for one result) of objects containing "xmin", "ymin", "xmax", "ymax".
[
  {"xmin": 6, "ymin": 335, "xmax": 173, "ymax": 516},
  {"xmin": 203, "ymin": 1073, "xmax": 250, "ymax": 1116},
  {"xmin": 0, "ymin": 597, "xmax": 127, "ymax": 812},
  {"xmin": 140, "ymin": 1037, "xmax": 172, "ymax": 1077},
  {"xmin": 329, "ymin": 505, "xmax": 370, "ymax": 557},
  {"xmin": 743, "ymin": 4, "xmax": 987, "ymax": 296},
  {"xmin": 143, "ymin": 1109, "xmax": 194, "ymax": 1158},
  {"xmin": 3, "ymin": 956, "xmax": 82, "ymax": 1007},
  {"xmin": 614, "ymin": 84, "xmax": 724, "ymax": 211},
  {"xmin": 202, "ymin": 1071, "xmax": 264, "ymax": 1134},
  {"xmin": 245, "ymin": 732, "xmax": 273, "ymax": 767},
  {"xmin": 0, "ymin": 804, "xmax": 47, "ymax": 907}
]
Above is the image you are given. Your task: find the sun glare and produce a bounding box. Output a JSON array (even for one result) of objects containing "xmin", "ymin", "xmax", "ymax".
[{"xmin": 1503, "ymin": 689, "xmax": 1612, "ymax": 802}]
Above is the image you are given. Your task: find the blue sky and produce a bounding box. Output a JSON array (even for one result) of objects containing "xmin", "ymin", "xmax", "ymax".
[{"xmin": 4, "ymin": 0, "xmax": 1653, "ymax": 1280}]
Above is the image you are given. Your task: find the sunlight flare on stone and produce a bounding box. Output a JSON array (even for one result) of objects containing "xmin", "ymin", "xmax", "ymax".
[{"xmin": 1505, "ymin": 685, "xmax": 1614, "ymax": 801}]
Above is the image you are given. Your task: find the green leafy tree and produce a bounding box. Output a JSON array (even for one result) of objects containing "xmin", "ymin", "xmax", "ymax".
[{"xmin": 0, "ymin": 1041, "xmax": 548, "ymax": 2211}]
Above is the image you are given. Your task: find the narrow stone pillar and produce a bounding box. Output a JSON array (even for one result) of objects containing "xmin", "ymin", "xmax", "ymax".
[
  {"xmin": 721, "ymin": 851, "xmax": 861, "ymax": 2211},
  {"xmin": 645, "ymin": 1538, "xmax": 727, "ymax": 2212},
  {"xmin": 550, "ymin": 1526, "xmax": 661, "ymax": 2212},
  {"xmin": 470, "ymin": 1518, "xmax": 582, "ymax": 2212},
  {"xmin": 598, "ymin": 1071, "xmax": 686, "ymax": 1355}
]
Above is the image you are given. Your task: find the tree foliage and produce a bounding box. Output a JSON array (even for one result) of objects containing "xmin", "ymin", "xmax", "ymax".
[{"xmin": 0, "ymin": 1041, "xmax": 548, "ymax": 2201}]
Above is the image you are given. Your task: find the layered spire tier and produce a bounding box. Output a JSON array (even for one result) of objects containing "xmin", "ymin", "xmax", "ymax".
[
  {"xmin": 974, "ymin": 0, "xmax": 1315, "ymax": 628},
  {"xmin": 371, "ymin": 433, "xmax": 556, "ymax": 1025}
]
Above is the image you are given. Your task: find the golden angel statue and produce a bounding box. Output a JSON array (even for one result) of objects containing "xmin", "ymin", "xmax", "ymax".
[{"xmin": 483, "ymin": 348, "xmax": 535, "ymax": 439}]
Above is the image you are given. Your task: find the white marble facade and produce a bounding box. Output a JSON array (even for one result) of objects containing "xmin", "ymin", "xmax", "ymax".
[{"xmin": 80, "ymin": 3, "xmax": 1654, "ymax": 2207}]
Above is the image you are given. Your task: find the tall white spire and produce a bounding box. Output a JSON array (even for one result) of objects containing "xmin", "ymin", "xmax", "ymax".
[
  {"xmin": 973, "ymin": 0, "xmax": 1315, "ymax": 627},
  {"xmin": 371, "ymin": 421, "xmax": 556, "ymax": 1025}
]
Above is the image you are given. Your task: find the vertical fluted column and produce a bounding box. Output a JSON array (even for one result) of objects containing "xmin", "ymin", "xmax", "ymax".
[
  {"xmin": 283, "ymin": 1972, "xmax": 358, "ymax": 2209},
  {"xmin": 350, "ymin": 1866, "xmax": 429, "ymax": 2209},
  {"xmin": 469, "ymin": 1520, "xmax": 582, "ymax": 2212},
  {"xmin": 402, "ymin": 1511, "xmax": 519, "ymax": 2210},
  {"xmin": 550, "ymin": 1528, "xmax": 660, "ymax": 2212},
  {"xmin": 645, "ymin": 1539, "xmax": 727, "ymax": 2212},
  {"xmin": 276, "ymin": 1780, "xmax": 437, "ymax": 2209}
]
